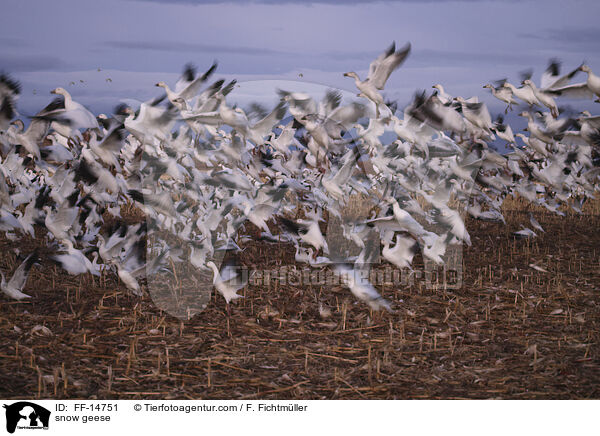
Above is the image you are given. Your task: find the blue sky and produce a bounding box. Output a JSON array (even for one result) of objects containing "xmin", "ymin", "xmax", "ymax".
[{"xmin": 1, "ymin": 0, "xmax": 599, "ymax": 116}]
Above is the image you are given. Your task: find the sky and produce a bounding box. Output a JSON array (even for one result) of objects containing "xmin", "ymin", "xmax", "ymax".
[{"xmin": 1, "ymin": 0, "xmax": 599, "ymax": 117}]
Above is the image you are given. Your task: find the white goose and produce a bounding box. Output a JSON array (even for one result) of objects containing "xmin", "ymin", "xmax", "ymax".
[
  {"xmin": 382, "ymin": 234, "xmax": 417, "ymax": 269},
  {"xmin": 344, "ymin": 42, "xmax": 411, "ymax": 117},
  {"xmin": 483, "ymin": 83, "xmax": 518, "ymax": 113},
  {"xmin": 45, "ymin": 87, "xmax": 99, "ymax": 132},
  {"xmin": 334, "ymin": 264, "xmax": 391, "ymax": 311},
  {"xmin": 206, "ymin": 260, "xmax": 246, "ymax": 304},
  {"xmin": 155, "ymin": 62, "xmax": 217, "ymax": 108},
  {"xmin": 547, "ymin": 64, "xmax": 600, "ymax": 100},
  {"xmin": 1, "ymin": 252, "xmax": 37, "ymax": 300},
  {"xmin": 502, "ymin": 81, "xmax": 538, "ymax": 107},
  {"xmin": 522, "ymin": 80, "xmax": 559, "ymax": 118}
]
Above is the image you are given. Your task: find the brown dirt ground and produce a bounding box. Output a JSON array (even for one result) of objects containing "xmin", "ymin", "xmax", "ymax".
[{"xmin": 1, "ymin": 205, "xmax": 599, "ymax": 399}]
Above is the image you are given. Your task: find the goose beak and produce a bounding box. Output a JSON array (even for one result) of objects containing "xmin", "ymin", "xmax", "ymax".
[
  {"xmin": 50, "ymin": 89, "xmax": 57, "ymax": 94},
  {"xmin": 343, "ymin": 73, "xmax": 350, "ymax": 77}
]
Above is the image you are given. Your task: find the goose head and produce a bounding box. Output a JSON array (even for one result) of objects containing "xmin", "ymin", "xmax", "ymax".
[
  {"xmin": 579, "ymin": 64, "xmax": 590, "ymax": 73},
  {"xmin": 9, "ymin": 119, "xmax": 25, "ymax": 132},
  {"xmin": 172, "ymin": 97, "xmax": 187, "ymax": 110},
  {"xmin": 518, "ymin": 111, "xmax": 532, "ymax": 119},
  {"xmin": 50, "ymin": 87, "xmax": 68, "ymax": 96},
  {"xmin": 432, "ymin": 84, "xmax": 445, "ymax": 93},
  {"xmin": 521, "ymin": 79, "xmax": 534, "ymax": 87},
  {"xmin": 343, "ymin": 72, "xmax": 359, "ymax": 80},
  {"xmin": 155, "ymin": 81, "xmax": 167, "ymax": 88}
]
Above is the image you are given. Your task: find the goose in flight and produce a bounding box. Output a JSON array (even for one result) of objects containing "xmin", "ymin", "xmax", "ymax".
[
  {"xmin": 0, "ymin": 73, "xmax": 20, "ymax": 130},
  {"xmin": 559, "ymin": 111, "xmax": 600, "ymax": 148},
  {"xmin": 206, "ymin": 260, "xmax": 246, "ymax": 305},
  {"xmin": 1, "ymin": 251, "xmax": 38, "ymax": 300},
  {"xmin": 529, "ymin": 213, "xmax": 545, "ymax": 233},
  {"xmin": 35, "ymin": 88, "xmax": 99, "ymax": 136},
  {"xmin": 521, "ymin": 80, "xmax": 559, "ymax": 118},
  {"xmin": 334, "ymin": 263, "xmax": 391, "ymax": 311},
  {"xmin": 382, "ymin": 234, "xmax": 417, "ymax": 269},
  {"xmin": 546, "ymin": 65, "xmax": 600, "ymax": 100},
  {"xmin": 540, "ymin": 59, "xmax": 582, "ymax": 91},
  {"xmin": 483, "ymin": 83, "xmax": 518, "ymax": 113},
  {"xmin": 502, "ymin": 81, "xmax": 538, "ymax": 107},
  {"xmin": 6, "ymin": 118, "xmax": 49, "ymax": 160},
  {"xmin": 512, "ymin": 226, "xmax": 537, "ymax": 239},
  {"xmin": 454, "ymin": 97, "xmax": 494, "ymax": 137},
  {"xmin": 344, "ymin": 41, "xmax": 411, "ymax": 117},
  {"xmin": 155, "ymin": 61, "xmax": 217, "ymax": 108},
  {"xmin": 493, "ymin": 115, "xmax": 515, "ymax": 144}
]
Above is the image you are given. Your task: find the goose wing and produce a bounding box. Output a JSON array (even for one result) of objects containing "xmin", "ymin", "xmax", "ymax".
[
  {"xmin": 541, "ymin": 59, "xmax": 581, "ymax": 90},
  {"xmin": 7, "ymin": 251, "xmax": 38, "ymax": 292},
  {"xmin": 251, "ymin": 101, "xmax": 287, "ymax": 138},
  {"xmin": 546, "ymin": 83, "xmax": 594, "ymax": 99},
  {"xmin": 179, "ymin": 62, "xmax": 218, "ymax": 100},
  {"xmin": 368, "ymin": 42, "xmax": 411, "ymax": 90}
]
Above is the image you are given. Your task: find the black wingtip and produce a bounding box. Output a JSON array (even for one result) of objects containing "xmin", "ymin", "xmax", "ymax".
[
  {"xmin": 23, "ymin": 250, "xmax": 39, "ymax": 272},
  {"xmin": 182, "ymin": 63, "xmax": 197, "ymax": 82},
  {"xmin": 546, "ymin": 58, "xmax": 561, "ymax": 76},
  {"xmin": 0, "ymin": 72, "xmax": 22, "ymax": 95},
  {"xmin": 385, "ymin": 41, "xmax": 395, "ymax": 58}
]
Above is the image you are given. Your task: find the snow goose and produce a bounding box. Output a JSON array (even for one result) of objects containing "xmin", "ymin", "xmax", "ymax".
[
  {"xmin": 246, "ymin": 101, "xmax": 287, "ymax": 145},
  {"xmin": 279, "ymin": 215, "xmax": 328, "ymax": 254},
  {"xmin": 547, "ymin": 65, "xmax": 600, "ymax": 100},
  {"xmin": 382, "ymin": 234, "xmax": 417, "ymax": 269},
  {"xmin": 522, "ymin": 80, "xmax": 559, "ymax": 118},
  {"xmin": 43, "ymin": 194, "xmax": 79, "ymax": 243},
  {"xmin": 454, "ymin": 97, "xmax": 494, "ymax": 137},
  {"xmin": 53, "ymin": 240, "xmax": 100, "ymax": 276},
  {"xmin": 492, "ymin": 115, "xmax": 515, "ymax": 144},
  {"xmin": 539, "ymin": 59, "xmax": 581, "ymax": 91},
  {"xmin": 334, "ymin": 263, "xmax": 391, "ymax": 311},
  {"xmin": 88, "ymin": 127, "xmax": 125, "ymax": 170},
  {"xmin": 431, "ymin": 84, "xmax": 453, "ymax": 104},
  {"xmin": 515, "ymin": 133, "xmax": 549, "ymax": 156},
  {"xmin": 44, "ymin": 87, "xmax": 99, "ymax": 132},
  {"xmin": 519, "ymin": 112, "xmax": 557, "ymax": 144},
  {"xmin": 405, "ymin": 92, "xmax": 464, "ymax": 137},
  {"xmin": 529, "ymin": 213, "xmax": 545, "ymax": 233},
  {"xmin": 155, "ymin": 61, "xmax": 217, "ymax": 108},
  {"xmin": 502, "ymin": 81, "xmax": 538, "ymax": 107},
  {"xmin": 206, "ymin": 260, "xmax": 246, "ymax": 305},
  {"xmin": 6, "ymin": 118, "xmax": 48, "ymax": 160},
  {"xmin": 0, "ymin": 73, "xmax": 20, "ymax": 130},
  {"xmin": 344, "ymin": 41, "xmax": 411, "ymax": 117},
  {"xmin": 123, "ymin": 98, "xmax": 177, "ymax": 143},
  {"xmin": 1, "ymin": 251, "xmax": 37, "ymax": 300},
  {"xmin": 483, "ymin": 83, "xmax": 518, "ymax": 113},
  {"xmin": 512, "ymin": 226, "xmax": 537, "ymax": 239}
]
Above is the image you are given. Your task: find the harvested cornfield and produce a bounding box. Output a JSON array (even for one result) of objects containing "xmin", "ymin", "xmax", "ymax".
[{"xmin": 1, "ymin": 202, "xmax": 599, "ymax": 399}]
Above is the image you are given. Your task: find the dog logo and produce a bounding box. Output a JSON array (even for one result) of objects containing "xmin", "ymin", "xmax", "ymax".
[{"xmin": 3, "ymin": 402, "xmax": 50, "ymax": 433}]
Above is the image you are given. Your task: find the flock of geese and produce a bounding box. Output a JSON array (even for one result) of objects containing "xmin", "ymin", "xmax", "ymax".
[{"xmin": 0, "ymin": 41, "xmax": 599, "ymax": 312}]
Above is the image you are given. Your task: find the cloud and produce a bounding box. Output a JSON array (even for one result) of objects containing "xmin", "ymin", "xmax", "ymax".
[
  {"xmin": 0, "ymin": 36, "xmax": 29, "ymax": 48},
  {"xmin": 411, "ymin": 49, "xmax": 544, "ymax": 66},
  {"xmin": 131, "ymin": 0, "xmax": 513, "ymax": 4},
  {"xmin": 518, "ymin": 27, "xmax": 600, "ymax": 52},
  {"xmin": 0, "ymin": 54, "xmax": 66, "ymax": 72},
  {"xmin": 103, "ymin": 40, "xmax": 289, "ymax": 56}
]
